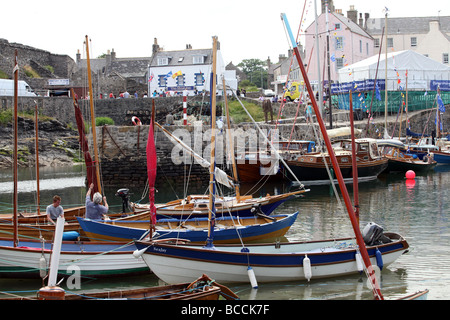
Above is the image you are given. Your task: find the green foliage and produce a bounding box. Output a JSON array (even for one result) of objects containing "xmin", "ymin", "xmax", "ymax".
[
  {"xmin": 96, "ymin": 117, "xmax": 114, "ymax": 126},
  {"xmin": 0, "ymin": 109, "xmax": 12, "ymax": 125},
  {"xmin": 226, "ymin": 99, "xmax": 265, "ymax": 123},
  {"xmin": 237, "ymin": 58, "xmax": 268, "ymax": 89},
  {"xmin": 0, "ymin": 69, "xmax": 8, "ymax": 79},
  {"xmin": 44, "ymin": 65, "xmax": 54, "ymax": 73}
]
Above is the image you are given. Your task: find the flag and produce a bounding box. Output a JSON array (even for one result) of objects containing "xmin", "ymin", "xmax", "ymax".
[
  {"xmin": 437, "ymin": 94, "xmax": 446, "ymax": 112},
  {"xmin": 330, "ymin": 54, "xmax": 335, "ymax": 62},
  {"xmin": 148, "ymin": 72, "xmax": 154, "ymax": 82},
  {"xmin": 172, "ymin": 70, "xmax": 183, "ymax": 79},
  {"xmin": 165, "ymin": 71, "xmax": 172, "ymax": 78},
  {"xmin": 376, "ymin": 83, "xmax": 381, "ymax": 101}
]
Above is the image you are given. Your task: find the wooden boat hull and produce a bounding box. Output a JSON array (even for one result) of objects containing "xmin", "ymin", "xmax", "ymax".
[
  {"xmin": 0, "ymin": 238, "xmax": 149, "ymax": 278},
  {"xmin": 134, "ymin": 232, "xmax": 409, "ymax": 285},
  {"xmin": 133, "ymin": 191, "xmax": 305, "ymax": 219},
  {"xmin": 77, "ymin": 212, "xmax": 298, "ymax": 243},
  {"xmin": 7, "ymin": 274, "xmax": 238, "ymax": 300},
  {"xmin": 237, "ymin": 159, "xmax": 387, "ymax": 184},
  {"xmin": 0, "ymin": 222, "xmax": 83, "ymax": 241},
  {"xmin": 431, "ymin": 150, "xmax": 450, "ymax": 164},
  {"xmin": 385, "ymin": 159, "xmax": 437, "ymax": 172}
]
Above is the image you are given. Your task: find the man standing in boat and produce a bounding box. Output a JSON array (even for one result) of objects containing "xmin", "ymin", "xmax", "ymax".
[
  {"xmin": 46, "ymin": 195, "xmax": 64, "ymax": 224},
  {"xmin": 85, "ymin": 183, "xmax": 109, "ymax": 220}
]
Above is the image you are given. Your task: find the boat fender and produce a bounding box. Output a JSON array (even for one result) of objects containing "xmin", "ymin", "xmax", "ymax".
[
  {"xmin": 303, "ymin": 254, "xmax": 312, "ymax": 281},
  {"xmin": 132, "ymin": 116, "xmax": 142, "ymax": 126},
  {"xmin": 62, "ymin": 231, "xmax": 79, "ymax": 241},
  {"xmin": 355, "ymin": 251, "xmax": 364, "ymax": 274},
  {"xmin": 39, "ymin": 256, "xmax": 47, "ymax": 279},
  {"xmin": 133, "ymin": 247, "xmax": 149, "ymax": 258},
  {"xmin": 247, "ymin": 266, "xmax": 258, "ymax": 289},
  {"xmin": 375, "ymin": 248, "xmax": 383, "ymax": 271}
]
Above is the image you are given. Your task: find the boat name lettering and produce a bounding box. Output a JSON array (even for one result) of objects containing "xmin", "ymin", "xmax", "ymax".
[{"xmin": 151, "ymin": 247, "xmax": 167, "ymax": 253}]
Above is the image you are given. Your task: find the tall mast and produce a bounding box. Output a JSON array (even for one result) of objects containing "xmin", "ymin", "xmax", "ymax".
[
  {"xmin": 13, "ymin": 50, "xmax": 19, "ymax": 247},
  {"xmin": 384, "ymin": 9, "xmax": 389, "ymax": 135},
  {"xmin": 325, "ymin": 0, "xmax": 333, "ymax": 128},
  {"xmin": 313, "ymin": 0, "xmax": 323, "ymax": 116},
  {"xmin": 222, "ymin": 77, "xmax": 240, "ymax": 202},
  {"xmin": 206, "ymin": 36, "xmax": 218, "ymax": 248},
  {"xmin": 85, "ymin": 35, "xmax": 102, "ymax": 194},
  {"xmin": 35, "ymin": 101, "xmax": 40, "ymax": 214}
]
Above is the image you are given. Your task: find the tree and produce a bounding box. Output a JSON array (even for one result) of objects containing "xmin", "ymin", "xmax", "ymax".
[{"xmin": 237, "ymin": 59, "xmax": 268, "ymax": 89}]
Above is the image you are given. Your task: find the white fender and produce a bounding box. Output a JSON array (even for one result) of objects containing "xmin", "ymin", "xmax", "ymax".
[
  {"xmin": 247, "ymin": 266, "xmax": 258, "ymax": 289},
  {"xmin": 303, "ymin": 254, "xmax": 312, "ymax": 281},
  {"xmin": 355, "ymin": 251, "xmax": 364, "ymax": 273}
]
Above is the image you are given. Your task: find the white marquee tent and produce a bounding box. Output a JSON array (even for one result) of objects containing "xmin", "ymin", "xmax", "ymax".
[{"xmin": 338, "ymin": 50, "xmax": 450, "ymax": 91}]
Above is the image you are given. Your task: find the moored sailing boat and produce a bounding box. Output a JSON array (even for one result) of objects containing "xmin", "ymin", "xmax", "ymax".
[{"xmin": 134, "ymin": 33, "xmax": 408, "ymax": 299}]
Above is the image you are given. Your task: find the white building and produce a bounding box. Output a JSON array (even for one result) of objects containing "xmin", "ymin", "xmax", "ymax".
[
  {"xmin": 147, "ymin": 41, "xmax": 237, "ymax": 96},
  {"xmin": 366, "ymin": 16, "xmax": 450, "ymax": 66}
]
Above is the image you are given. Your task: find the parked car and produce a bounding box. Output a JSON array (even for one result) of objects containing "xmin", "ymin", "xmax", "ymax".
[{"xmin": 263, "ymin": 89, "xmax": 275, "ymax": 97}]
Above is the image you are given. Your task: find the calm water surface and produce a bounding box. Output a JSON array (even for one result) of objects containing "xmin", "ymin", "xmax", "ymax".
[{"xmin": 0, "ymin": 164, "xmax": 449, "ymax": 300}]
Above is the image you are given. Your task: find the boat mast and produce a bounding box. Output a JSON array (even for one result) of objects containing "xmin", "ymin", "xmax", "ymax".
[
  {"xmin": 281, "ymin": 13, "xmax": 384, "ymax": 300},
  {"xmin": 13, "ymin": 50, "xmax": 19, "ymax": 247},
  {"xmin": 35, "ymin": 101, "xmax": 40, "ymax": 214},
  {"xmin": 325, "ymin": 0, "xmax": 333, "ymax": 128},
  {"xmin": 313, "ymin": 0, "xmax": 324, "ymax": 116},
  {"xmin": 384, "ymin": 9, "xmax": 389, "ymax": 136},
  {"xmin": 349, "ymin": 91, "xmax": 359, "ymax": 224},
  {"xmin": 222, "ymin": 77, "xmax": 240, "ymax": 201},
  {"xmin": 85, "ymin": 35, "xmax": 102, "ymax": 194},
  {"xmin": 206, "ymin": 36, "xmax": 218, "ymax": 248}
]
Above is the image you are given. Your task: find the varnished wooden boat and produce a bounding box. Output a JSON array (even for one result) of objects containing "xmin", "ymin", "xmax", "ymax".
[
  {"xmin": 4, "ymin": 274, "xmax": 239, "ymax": 300},
  {"xmin": 378, "ymin": 139, "xmax": 437, "ymax": 172},
  {"xmin": 237, "ymin": 138, "xmax": 388, "ymax": 185}
]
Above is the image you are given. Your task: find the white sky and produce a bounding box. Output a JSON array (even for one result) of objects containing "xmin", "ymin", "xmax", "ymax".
[{"xmin": 1, "ymin": 0, "xmax": 448, "ymax": 66}]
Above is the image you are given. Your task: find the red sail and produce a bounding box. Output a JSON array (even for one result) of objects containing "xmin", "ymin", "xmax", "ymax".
[
  {"xmin": 146, "ymin": 121, "xmax": 157, "ymax": 226},
  {"xmin": 72, "ymin": 97, "xmax": 98, "ymax": 194}
]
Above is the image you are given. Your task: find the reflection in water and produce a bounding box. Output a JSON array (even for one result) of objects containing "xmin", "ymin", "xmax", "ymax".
[{"xmin": 0, "ymin": 166, "xmax": 449, "ymax": 300}]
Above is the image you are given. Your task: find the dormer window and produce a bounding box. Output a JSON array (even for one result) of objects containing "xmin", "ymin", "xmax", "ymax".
[
  {"xmin": 157, "ymin": 57, "xmax": 169, "ymax": 66},
  {"xmin": 193, "ymin": 55, "xmax": 205, "ymax": 64}
]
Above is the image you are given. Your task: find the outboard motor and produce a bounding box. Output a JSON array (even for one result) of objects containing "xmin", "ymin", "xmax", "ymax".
[
  {"xmin": 362, "ymin": 222, "xmax": 391, "ymax": 246},
  {"xmin": 115, "ymin": 188, "xmax": 132, "ymax": 213},
  {"xmin": 250, "ymin": 204, "xmax": 276, "ymax": 221}
]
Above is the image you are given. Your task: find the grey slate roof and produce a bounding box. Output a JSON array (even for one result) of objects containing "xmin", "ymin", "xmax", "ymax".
[
  {"xmin": 150, "ymin": 48, "xmax": 212, "ymax": 67},
  {"xmin": 366, "ymin": 16, "xmax": 450, "ymax": 35}
]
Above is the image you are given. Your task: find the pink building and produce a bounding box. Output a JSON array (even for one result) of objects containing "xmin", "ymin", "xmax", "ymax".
[{"xmin": 304, "ymin": 5, "xmax": 374, "ymax": 91}]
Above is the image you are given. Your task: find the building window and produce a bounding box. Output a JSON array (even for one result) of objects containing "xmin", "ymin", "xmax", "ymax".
[
  {"xmin": 336, "ymin": 58, "xmax": 344, "ymax": 69},
  {"xmin": 193, "ymin": 55, "xmax": 204, "ymax": 64},
  {"xmin": 374, "ymin": 38, "xmax": 380, "ymax": 48},
  {"xmin": 366, "ymin": 43, "xmax": 369, "ymax": 55},
  {"xmin": 157, "ymin": 57, "xmax": 169, "ymax": 66},
  {"xmin": 176, "ymin": 75, "xmax": 184, "ymax": 86},
  {"xmin": 195, "ymin": 73, "xmax": 204, "ymax": 86},
  {"xmin": 335, "ymin": 37, "xmax": 344, "ymax": 50},
  {"xmin": 158, "ymin": 75, "xmax": 167, "ymax": 87},
  {"xmin": 444, "ymin": 53, "xmax": 449, "ymax": 64},
  {"xmin": 387, "ymin": 38, "xmax": 393, "ymax": 48},
  {"xmin": 334, "ymin": 23, "xmax": 341, "ymax": 30},
  {"xmin": 411, "ymin": 37, "xmax": 417, "ymax": 47}
]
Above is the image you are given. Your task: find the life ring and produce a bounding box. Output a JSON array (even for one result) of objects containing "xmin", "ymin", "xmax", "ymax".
[{"xmin": 132, "ymin": 116, "xmax": 142, "ymax": 126}]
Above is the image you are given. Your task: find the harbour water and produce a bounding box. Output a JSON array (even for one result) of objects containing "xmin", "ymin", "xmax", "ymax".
[{"xmin": 0, "ymin": 164, "xmax": 449, "ymax": 300}]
